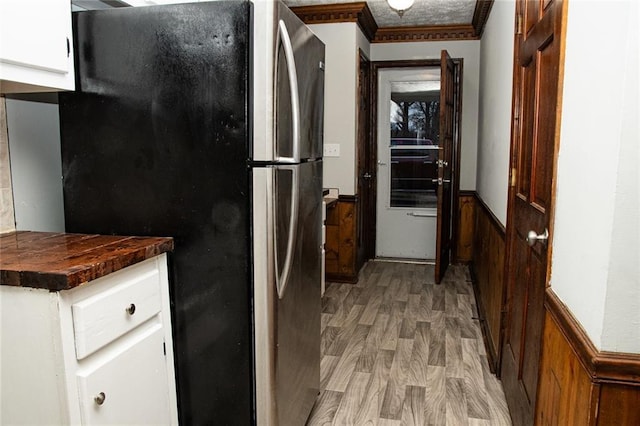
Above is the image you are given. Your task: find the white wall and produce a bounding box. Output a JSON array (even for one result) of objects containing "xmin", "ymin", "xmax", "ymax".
[
  {"xmin": 308, "ymin": 23, "xmax": 365, "ymax": 195},
  {"xmin": 600, "ymin": 0, "xmax": 639, "ymax": 353},
  {"xmin": 6, "ymin": 96, "xmax": 65, "ymax": 232},
  {"xmin": 476, "ymin": 0, "xmax": 514, "ymax": 226},
  {"xmin": 551, "ymin": 0, "xmax": 639, "ymax": 352},
  {"xmin": 370, "ymin": 40, "xmax": 481, "ymax": 191},
  {"xmin": 602, "ymin": 57, "xmax": 639, "ymax": 352}
]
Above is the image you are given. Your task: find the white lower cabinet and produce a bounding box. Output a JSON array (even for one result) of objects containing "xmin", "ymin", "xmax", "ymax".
[
  {"xmin": 77, "ymin": 324, "xmax": 171, "ymax": 425},
  {"xmin": 0, "ymin": 254, "xmax": 178, "ymax": 425}
]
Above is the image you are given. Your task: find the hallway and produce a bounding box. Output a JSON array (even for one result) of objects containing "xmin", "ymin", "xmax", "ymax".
[{"xmin": 307, "ymin": 261, "xmax": 512, "ymax": 425}]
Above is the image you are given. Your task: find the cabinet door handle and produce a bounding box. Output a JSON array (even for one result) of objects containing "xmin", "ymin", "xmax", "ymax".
[
  {"xmin": 126, "ymin": 303, "xmax": 136, "ymax": 315},
  {"xmin": 94, "ymin": 392, "xmax": 106, "ymax": 406},
  {"xmin": 66, "ymin": 37, "xmax": 70, "ymax": 58}
]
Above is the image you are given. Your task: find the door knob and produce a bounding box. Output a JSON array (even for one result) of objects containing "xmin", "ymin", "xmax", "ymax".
[
  {"xmin": 526, "ymin": 228, "xmax": 549, "ymax": 247},
  {"xmin": 362, "ymin": 172, "xmax": 372, "ymax": 179},
  {"xmin": 378, "ymin": 160, "xmax": 387, "ymax": 166}
]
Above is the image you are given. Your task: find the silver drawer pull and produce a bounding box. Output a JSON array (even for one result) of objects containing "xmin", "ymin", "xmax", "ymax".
[
  {"xmin": 95, "ymin": 392, "xmax": 106, "ymax": 406},
  {"xmin": 126, "ymin": 303, "xmax": 136, "ymax": 315}
]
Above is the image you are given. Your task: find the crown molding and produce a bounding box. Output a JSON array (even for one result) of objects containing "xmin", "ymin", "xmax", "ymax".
[
  {"xmin": 373, "ymin": 24, "xmax": 478, "ymax": 43},
  {"xmin": 472, "ymin": 0, "xmax": 494, "ymax": 38},
  {"xmin": 289, "ymin": 2, "xmax": 378, "ymax": 41},
  {"xmin": 291, "ymin": 1, "xmax": 492, "ymax": 43}
]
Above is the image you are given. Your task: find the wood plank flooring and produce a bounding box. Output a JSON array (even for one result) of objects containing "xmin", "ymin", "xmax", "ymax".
[{"xmin": 308, "ymin": 261, "xmax": 512, "ymax": 426}]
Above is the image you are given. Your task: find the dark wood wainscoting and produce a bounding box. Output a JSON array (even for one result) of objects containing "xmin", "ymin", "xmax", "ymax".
[
  {"xmin": 325, "ymin": 196, "xmax": 361, "ymax": 283},
  {"xmin": 326, "ymin": 192, "xmax": 480, "ymax": 284},
  {"xmin": 538, "ymin": 290, "xmax": 640, "ymax": 425},
  {"xmin": 470, "ymin": 194, "xmax": 506, "ymax": 373},
  {"xmin": 455, "ymin": 191, "xmax": 476, "ymax": 263}
]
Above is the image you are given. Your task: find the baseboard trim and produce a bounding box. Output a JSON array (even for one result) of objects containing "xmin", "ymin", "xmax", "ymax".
[
  {"xmin": 545, "ymin": 288, "xmax": 640, "ymax": 386},
  {"xmin": 468, "ymin": 264, "xmax": 499, "ymax": 373},
  {"xmin": 326, "ymin": 273, "xmax": 358, "ymax": 284},
  {"xmin": 338, "ymin": 194, "xmax": 357, "ymax": 203}
]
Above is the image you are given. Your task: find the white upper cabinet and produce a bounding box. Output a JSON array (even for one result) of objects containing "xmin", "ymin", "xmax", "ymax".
[{"xmin": 0, "ymin": 0, "xmax": 74, "ymax": 93}]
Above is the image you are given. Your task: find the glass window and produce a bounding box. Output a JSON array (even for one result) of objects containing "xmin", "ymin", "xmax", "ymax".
[{"xmin": 389, "ymin": 84, "xmax": 440, "ymax": 208}]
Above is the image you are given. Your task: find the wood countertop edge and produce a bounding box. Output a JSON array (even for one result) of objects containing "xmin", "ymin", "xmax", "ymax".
[{"xmin": 0, "ymin": 231, "xmax": 174, "ymax": 291}]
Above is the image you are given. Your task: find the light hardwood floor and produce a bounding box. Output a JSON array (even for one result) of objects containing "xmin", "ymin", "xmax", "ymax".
[{"xmin": 307, "ymin": 261, "xmax": 512, "ymax": 426}]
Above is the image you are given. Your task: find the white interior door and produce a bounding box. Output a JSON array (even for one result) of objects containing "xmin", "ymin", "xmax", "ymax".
[{"xmin": 376, "ymin": 68, "xmax": 440, "ymax": 260}]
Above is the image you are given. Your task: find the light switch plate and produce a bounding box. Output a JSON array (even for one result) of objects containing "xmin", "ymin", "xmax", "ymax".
[{"xmin": 324, "ymin": 143, "xmax": 340, "ymax": 157}]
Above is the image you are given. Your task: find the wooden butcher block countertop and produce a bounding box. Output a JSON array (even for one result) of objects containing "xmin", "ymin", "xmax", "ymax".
[{"xmin": 0, "ymin": 231, "xmax": 174, "ymax": 291}]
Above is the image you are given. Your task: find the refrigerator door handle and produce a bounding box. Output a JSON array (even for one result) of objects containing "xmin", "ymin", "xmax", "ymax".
[
  {"xmin": 275, "ymin": 19, "xmax": 300, "ymax": 164},
  {"xmin": 274, "ymin": 165, "xmax": 300, "ymax": 299}
]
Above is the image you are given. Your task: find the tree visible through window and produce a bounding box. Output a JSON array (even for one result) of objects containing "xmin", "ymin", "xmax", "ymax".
[
  {"xmin": 390, "ymin": 98, "xmax": 439, "ymax": 143},
  {"xmin": 389, "ymin": 90, "xmax": 440, "ymax": 208}
]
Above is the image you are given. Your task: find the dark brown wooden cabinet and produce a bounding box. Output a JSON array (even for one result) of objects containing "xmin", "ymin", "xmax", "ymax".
[{"xmin": 325, "ymin": 196, "xmax": 359, "ymax": 283}]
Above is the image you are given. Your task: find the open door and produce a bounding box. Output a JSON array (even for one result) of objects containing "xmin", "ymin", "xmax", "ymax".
[
  {"xmin": 356, "ymin": 52, "xmax": 374, "ymax": 264},
  {"xmin": 434, "ymin": 50, "xmax": 455, "ymax": 283},
  {"xmin": 500, "ymin": 1, "xmax": 565, "ymax": 425}
]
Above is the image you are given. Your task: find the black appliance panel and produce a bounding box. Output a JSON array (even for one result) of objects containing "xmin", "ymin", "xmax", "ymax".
[{"xmin": 60, "ymin": 3, "xmax": 254, "ymax": 424}]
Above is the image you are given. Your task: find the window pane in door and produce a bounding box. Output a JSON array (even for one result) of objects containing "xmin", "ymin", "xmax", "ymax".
[{"xmin": 389, "ymin": 88, "xmax": 440, "ymax": 208}]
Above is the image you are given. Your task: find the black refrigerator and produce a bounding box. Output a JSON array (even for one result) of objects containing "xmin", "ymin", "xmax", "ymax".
[{"xmin": 59, "ymin": 1, "xmax": 324, "ymax": 424}]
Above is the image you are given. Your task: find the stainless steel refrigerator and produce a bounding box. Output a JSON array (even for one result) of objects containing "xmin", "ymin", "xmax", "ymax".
[{"xmin": 59, "ymin": 1, "xmax": 324, "ymax": 424}]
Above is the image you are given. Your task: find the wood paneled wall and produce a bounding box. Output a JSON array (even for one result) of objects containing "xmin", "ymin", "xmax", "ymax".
[
  {"xmin": 464, "ymin": 192, "xmax": 640, "ymax": 423},
  {"xmin": 537, "ymin": 290, "xmax": 640, "ymax": 425},
  {"xmin": 471, "ymin": 194, "xmax": 506, "ymax": 372},
  {"xmin": 326, "ymin": 192, "xmax": 480, "ymax": 284},
  {"xmin": 455, "ymin": 191, "xmax": 476, "ymax": 263},
  {"xmin": 325, "ymin": 196, "xmax": 359, "ymax": 283},
  {"xmin": 537, "ymin": 307, "xmax": 595, "ymax": 425},
  {"xmin": 598, "ymin": 384, "xmax": 640, "ymax": 425}
]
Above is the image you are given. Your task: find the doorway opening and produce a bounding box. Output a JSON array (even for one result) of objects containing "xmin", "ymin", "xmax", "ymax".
[
  {"xmin": 376, "ymin": 67, "xmax": 440, "ymax": 260},
  {"xmin": 359, "ymin": 54, "xmax": 462, "ymax": 283}
]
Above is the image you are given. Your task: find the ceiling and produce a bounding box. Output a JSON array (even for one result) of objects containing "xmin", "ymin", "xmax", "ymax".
[
  {"xmin": 72, "ymin": 0, "xmax": 494, "ymax": 44},
  {"xmin": 285, "ymin": 0, "xmax": 476, "ymax": 28},
  {"xmin": 286, "ymin": 0, "xmax": 494, "ymax": 43}
]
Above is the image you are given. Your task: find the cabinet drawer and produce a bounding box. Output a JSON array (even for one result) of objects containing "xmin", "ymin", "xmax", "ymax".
[
  {"xmin": 76, "ymin": 324, "xmax": 171, "ymax": 425},
  {"xmin": 72, "ymin": 268, "xmax": 162, "ymax": 360}
]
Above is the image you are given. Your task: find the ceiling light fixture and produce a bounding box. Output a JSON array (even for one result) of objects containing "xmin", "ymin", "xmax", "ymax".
[{"xmin": 387, "ymin": 0, "xmax": 414, "ymax": 17}]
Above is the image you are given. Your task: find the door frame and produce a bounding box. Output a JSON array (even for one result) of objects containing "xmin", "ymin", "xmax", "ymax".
[{"xmin": 364, "ymin": 58, "xmax": 463, "ymax": 263}]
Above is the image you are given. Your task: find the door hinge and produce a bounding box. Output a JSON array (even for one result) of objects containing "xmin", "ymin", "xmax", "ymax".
[
  {"xmin": 510, "ymin": 168, "xmax": 517, "ymax": 187},
  {"xmin": 516, "ymin": 14, "xmax": 523, "ymax": 35}
]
